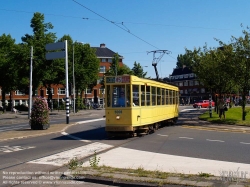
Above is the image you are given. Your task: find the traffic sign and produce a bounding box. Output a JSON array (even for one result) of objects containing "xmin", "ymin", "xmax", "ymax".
[
  {"xmin": 46, "ymin": 51, "xmax": 65, "ymax": 60},
  {"xmin": 45, "ymin": 42, "xmax": 65, "ymax": 51}
]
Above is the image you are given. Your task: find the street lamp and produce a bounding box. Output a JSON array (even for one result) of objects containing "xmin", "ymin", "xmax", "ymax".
[{"xmin": 73, "ymin": 41, "xmax": 84, "ymax": 113}]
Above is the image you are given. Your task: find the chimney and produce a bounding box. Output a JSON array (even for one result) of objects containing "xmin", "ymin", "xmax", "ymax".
[
  {"xmin": 100, "ymin": 43, "xmax": 106, "ymax": 48},
  {"xmin": 182, "ymin": 65, "xmax": 186, "ymax": 69}
]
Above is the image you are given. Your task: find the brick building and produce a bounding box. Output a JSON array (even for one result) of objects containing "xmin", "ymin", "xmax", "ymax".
[
  {"xmin": 0, "ymin": 43, "xmax": 123, "ymax": 108},
  {"xmin": 169, "ymin": 65, "xmax": 209, "ymax": 104}
]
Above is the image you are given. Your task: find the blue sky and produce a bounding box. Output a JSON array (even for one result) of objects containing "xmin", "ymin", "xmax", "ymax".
[{"xmin": 0, "ymin": 0, "xmax": 249, "ymax": 78}]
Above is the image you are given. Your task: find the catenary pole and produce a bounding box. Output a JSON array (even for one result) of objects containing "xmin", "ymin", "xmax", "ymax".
[{"xmin": 28, "ymin": 46, "xmax": 33, "ymax": 119}]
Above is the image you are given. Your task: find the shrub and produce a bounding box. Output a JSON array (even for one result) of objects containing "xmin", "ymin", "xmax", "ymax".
[{"xmin": 30, "ymin": 97, "xmax": 50, "ymax": 130}]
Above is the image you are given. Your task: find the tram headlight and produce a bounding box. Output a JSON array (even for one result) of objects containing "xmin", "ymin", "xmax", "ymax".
[{"xmin": 116, "ymin": 115, "xmax": 120, "ymax": 120}]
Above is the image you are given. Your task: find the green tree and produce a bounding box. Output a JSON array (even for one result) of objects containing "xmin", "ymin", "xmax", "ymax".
[
  {"xmin": 176, "ymin": 49, "xmax": 198, "ymax": 68},
  {"xmin": 0, "ymin": 34, "xmax": 21, "ymax": 112},
  {"xmin": 229, "ymin": 28, "xmax": 250, "ymax": 120},
  {"xmin": 131, "ymin": 61, "xmax": 147, "ymax": 78},
  {"xmin": 21, "ymin": 12, "xmax": 57, "ymax": 94},
  {"xmin": 73, "ymin": 43, "xmax": 99, "ymax": 109}
]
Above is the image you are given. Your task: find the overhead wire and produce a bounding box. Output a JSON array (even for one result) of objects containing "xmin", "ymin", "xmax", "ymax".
[{"xmin": 72, "ymin": 0, "xmax": 160, "ymax": 50}]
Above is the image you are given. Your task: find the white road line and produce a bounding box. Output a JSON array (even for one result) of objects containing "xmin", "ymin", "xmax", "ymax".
[
  {"xmin": 0, "ymin": 145, "xmax": 35, "ymax": 153},
  {"xmin": 240, "ymin": 142, "xmax": 250, "ymax": 145},
  {"xmin": 179, "ymin": 137, "xmax": 193, "ymax": 139},
  {"xmin": 29, "ymin": 142, "xmax": 113, "ymax": 166},
  {"xmin": 76, "ymin": 118, "xmax": 105, "ymax": 124},
  {"xmin": 206, "ymin": 139, "xmax": 224, "ymax": 142},
  {"xmin": 61, "ymin": 132, "xmax": 91, "ymax": 142},
  {"xmin": 157, "ymin": 134, "xmax": 168, "ymax": 137}
]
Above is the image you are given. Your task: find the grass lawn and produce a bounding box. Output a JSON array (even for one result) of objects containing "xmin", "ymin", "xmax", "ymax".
[{"xmin": 199, "ymin": 106, "xmax": 250, "ymax": 126}]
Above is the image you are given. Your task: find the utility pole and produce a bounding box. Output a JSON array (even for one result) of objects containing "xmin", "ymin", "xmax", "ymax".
[{"xmin": 28, "ymin": 46, "xmax": 33, "ymax": 119}]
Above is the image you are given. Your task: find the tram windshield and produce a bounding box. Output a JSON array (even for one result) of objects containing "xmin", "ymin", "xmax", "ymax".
[{"xmin": 112, "ymin": 85, "xmax": 126, "ymax": 107}]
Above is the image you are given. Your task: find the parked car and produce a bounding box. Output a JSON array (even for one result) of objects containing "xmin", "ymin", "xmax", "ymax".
[{"xmin": 193, "ymin": 100, "xmax": 215, "ymax": 108}]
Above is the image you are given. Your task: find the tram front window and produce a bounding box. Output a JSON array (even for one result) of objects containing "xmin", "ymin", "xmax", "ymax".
[{"xmin": 112, "ymin": 85, "xmax": 126, "ymax": 107}]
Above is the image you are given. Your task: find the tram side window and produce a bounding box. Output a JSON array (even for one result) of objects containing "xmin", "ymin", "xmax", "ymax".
[
  {"xmin": 173, "ymin": 90, "xmax": 176, "ymax": 104},
  {"xmin": 166, "ymin": 89, "xmax": 169, "ymax": 105},
  {"xmin": 176, "ymin": 91, "xmax": 179, "ymax": 104},
  {"xmin": 146, "ymin": 86, "xmax": 151, "ymax": 106},
  {"xmin": 126, "ymin": 84, "xmax": 131, "ymax": 107},
  {"xmin": 112, "ymin": 85, "xmax": 126, "ymax": 107},
  {"xmin": 130, "ymin": 85, "xmax": 139, "ymax": 106},
  {"xmin": 169, "ymin": 90, "xmax": 173, "ymax": 104},
  {"xmin": 162, "ymin": 89, "xmax": 165, "ymax": 105},
  {"xmin": 141, "ymin": 85, "xmax": 145, "ymax": 106},
  {"xmin": 157, "ymin": 87, "xmax": 161, "ymax": 105},
  {"xmin": 152, "ymin": 87, "xmax": 156, "ymax": 106},
  {"xmin": 107, "ymin": 85, "xmax": 111, "ymax": 107}
]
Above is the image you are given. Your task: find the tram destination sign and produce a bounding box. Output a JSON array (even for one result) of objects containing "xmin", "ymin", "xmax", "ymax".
[{"xmin": 106, "ymin": 76, "xmax": 130, "ymax": 83}]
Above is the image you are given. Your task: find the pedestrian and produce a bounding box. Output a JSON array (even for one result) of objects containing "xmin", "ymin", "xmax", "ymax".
[
  {"xmin": 218, "ymin": 97, "xmax": 226, "ymax": 119},
  {"xmin": 181, "ymin": 98, "xmax": 184, "ymax": 106}
]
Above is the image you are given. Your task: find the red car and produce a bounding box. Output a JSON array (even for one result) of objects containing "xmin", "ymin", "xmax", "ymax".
[{"xmin": 193, "ymin": 100, "xmax": 215, "ymax": 108}]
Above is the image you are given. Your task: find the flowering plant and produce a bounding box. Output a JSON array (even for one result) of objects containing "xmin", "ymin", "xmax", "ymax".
[{"xmin": 30, "ymin": 96, "xmax": 50, "ymax": 130}]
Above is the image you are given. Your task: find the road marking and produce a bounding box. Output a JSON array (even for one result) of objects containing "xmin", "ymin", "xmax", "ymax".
[
  {"xmin": 180, "ymin": 109, "xmax": 197, "ymax": 112},
  {"xmin": 206, "ymin": 139, "xmax": 224, "ymax": 142},
  {"xmin": 240, "ymin": 142, "xmax": 250, "ymax": 145},
  {"xmin": 0, "ymin": 145, "xmax": 35, "ymax": 153},
  {"xmin": 179, "ymin": 137, "xmax": 193, "ymax": 139},
  {"xmin": 76, "ymin": 118, "xmax": 105, "ymax": 124},
  {"xmin": 157, "ymin": 134, "xmax": 168, "ymax": 137},
  {"xmin": 29, "ymin": 142, "xmax": 113, "ymax": 166},
  {"xmin": 61, "ymin": 132, "xmax": 91, "ymax": 142}
]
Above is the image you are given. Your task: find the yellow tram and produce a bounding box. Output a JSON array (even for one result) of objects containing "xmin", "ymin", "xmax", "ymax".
[{"xmin": 104, "ymin": 75, "xmax": 179, "ymax": 136}]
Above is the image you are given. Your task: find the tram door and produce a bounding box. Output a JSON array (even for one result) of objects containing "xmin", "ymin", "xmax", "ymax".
[{"xmin": 132, "ymin": 85, "xmax": 141, "ymax": 125}]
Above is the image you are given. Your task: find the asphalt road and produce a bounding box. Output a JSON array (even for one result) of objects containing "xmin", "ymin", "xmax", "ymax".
[{"xmin": 0, "ymin": 106, "xmax": 249, "ymax": 172}]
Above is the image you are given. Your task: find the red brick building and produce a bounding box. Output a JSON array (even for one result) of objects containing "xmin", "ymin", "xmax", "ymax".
[{"xmin": 0, "ymin": 43, "xmax": 123, "ymax": 108}]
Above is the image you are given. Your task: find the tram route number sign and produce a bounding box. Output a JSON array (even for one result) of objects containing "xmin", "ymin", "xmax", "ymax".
[
  {"xmin": 106, "ymin": 76, "xmax": 130, "ymax": 83},
  {"xmin": 115, "ymin": 110, "xmax": 122, "ymax": 114}
]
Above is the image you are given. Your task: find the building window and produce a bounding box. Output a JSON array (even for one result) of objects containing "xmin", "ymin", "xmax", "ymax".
[
  {"xmin": 195, "ymin": 81, "xmax": 199, "ymax": 85},
  {"xmin": 108, "ymin": 58, "xmax": 112, "ymax": 62},
  {"xmin": 184, "ymin": 89, "xmax": 188, "ymax": 94},
  {"xmin": 184, "ymin": 74, "xmax": 188, "ymax": 78},
  {"xmin": 179, "ymin": 75, "xmax": 183, "ymax": 79},
  {"xmin": 189, "ymin": 81, "xmax": 194, "ymax": 86},
  {"xmin": 97, "ymin": 77, "xmax": 103, "ymax": 84},
  {"xmin": 184, "ymin": 81, "xmax": 188, "ymax": 86},
  {"xmin": 46, "ymin": 88, "xmax": 54, "ymax": 95},
  {"xmin": 180, "ymin": 90, "xmax": 183, "ymax": 94},
  {"xmin": 58, "ymin": 88, "xmax": 66, "ymax": 95},
  {"xmin": 85, "ymin": 89, "xmax": 92, "ymax": 94},
  {"xmin": 99, "ymin": 66, "xmax": 106, "ymax": 73},
  {"xmin": 101, "ymin": 58, "xmax": 106, "ymax": 62},
  {"xmin": 15, "ymin": 90, "xmax": 25, "ymax": 95},
  {"xmin": 179, "ymin": 82, "xmax": 183, "ymax": 86},
  {"xmin": 190, "ymin": 73, "xmax": 194, "ymax": 77},
  {"xmin": 201, "ymin": 88, "xmax": 205, "ymax": 93}
]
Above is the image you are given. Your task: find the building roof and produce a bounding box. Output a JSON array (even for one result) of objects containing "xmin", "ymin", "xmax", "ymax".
[
  {"xmin": 171, "ymin": 66, "xmax": 193, "ymax": 76},
  {"xmin": 92, "ymin": 43, "xmax": 123, "ymax": 59}
]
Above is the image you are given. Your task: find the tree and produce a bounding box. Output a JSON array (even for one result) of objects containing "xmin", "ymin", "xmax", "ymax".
[
  {"xmin": 73, "ymin": 43, "xmax": 99, "ymax": 108},
  {"xmin": 131, "ymin": 61, "xmax": 147, "ymax": 78},
  {"xmin": 21, "ymin": 12, "xmax": 57, "ymax": 94},
  {"xmin": 0, "ymin": 34, "xmax": 20, "ymax": 112},
  {"xmin": 176, "ymin": 49, "xmax": 198, "ymax": 68},
  {"xmin": 229, "ymin": 28, "xmax": 250, "ymax": 120}
]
